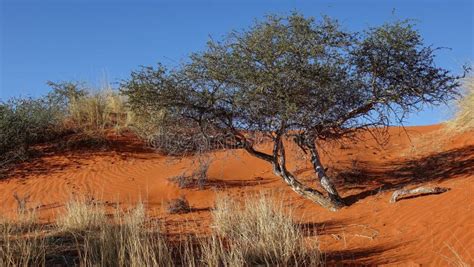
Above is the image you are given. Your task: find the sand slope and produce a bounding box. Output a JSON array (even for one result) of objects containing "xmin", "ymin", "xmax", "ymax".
[{"xmin": 0, "ymin": 125, "xmax": 473, "ymax": 265}]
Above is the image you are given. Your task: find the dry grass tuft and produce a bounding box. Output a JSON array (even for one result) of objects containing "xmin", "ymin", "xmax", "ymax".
[
  {"xmin": 56, "ymin": 198, "xmax": 107, "ymax": 231},
  {"xmin": 77, "ymin": 203, "xmax": 173, "ymax": 266},
  {"xmin": 0, "ymin": 214, "xmax": 46, "ymax": 267},
  {"xmin": 447, "ymin": 77, "xmax": 474, "ymax": 132},
  {"xmin": 0, "ymin": 195, "xmax": 322, "ymax": 266},
  {"xmin": 210, "ymin": 194, "xmax": 321, "ymax": 266},
  {"xmin": 441, "ymin": 242, "xmax": 472, "ymax": 267},
  {"xmin": 67, "ymin": 87, "xmax": 132, "ymax": 134}
]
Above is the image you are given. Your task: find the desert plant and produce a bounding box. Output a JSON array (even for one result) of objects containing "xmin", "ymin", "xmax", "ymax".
[
  {"xmin": 77, "ymin": 204, "xmax": 173, "ymax": 267},
  {"xmin": 0, "ymin": 212, "xmax": 46, "ymax": 267},
  {"xmin": 12, "ymin": 192, "xmax": 31, "ymax": 216},
  {"xmin": 0, "ymin": 81, "xmax": 131, "ymax": 169},
  {"xmin": 209, "ymin": 194, "xmax": 320, "ymax": 266},
  {"xmin": 56, "ymin": 198, "xmax": 107, "ymax": 231},
  {"xmin": 0, "ymin": 96, "xmax": 64, "ymax": 167},
  {"xmin": 447, "ymin": 77, "xmax": 474, "ymax": 132},
  {"xmin": 122, "ymin": 13, "xmax": 468, "ymax": 210},
  {"xmin": 166, "ymin": 196, "xmax": 192, "ymax": 214},
  {"xmin": 168, "ymin": 173, "xmax": 194, "ymax": 188},
  {"xmin": 0, "ymin": 196, "xmax": 323, "ymax": 266},
  {"xmin": 168, "ymin": 155, "xmax": 211, "ymax": 189},
  {"xmin": 48, "ymin": 81, "xmax": 132, "ymax": 133}
]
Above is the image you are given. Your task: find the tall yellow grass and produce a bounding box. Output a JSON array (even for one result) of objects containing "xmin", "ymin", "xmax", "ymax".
[
  {"xmin": 0, "ymin": 211, "xmax": 46, "ymax": 267},
  {"xmin": 447, "ymin": 77, "xmax": 474, "ymax": 132},
  {"xmin": 67, "ymin": 87, "xmax": 133, "ymax": 133},
  {"xmin": 56, "ymin": 198, "xmax": 107, "ymax": 230},
  {"xmin": 209, "ymin": 194, "xmax": 321, "ymax": 266},
  {"xmin": 0, "ymin": 195, "xmax": 322, "ymax": 266}
]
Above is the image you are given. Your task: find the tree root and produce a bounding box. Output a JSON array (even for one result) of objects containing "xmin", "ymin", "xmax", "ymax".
[{"xmin": 390, "ymin": 186, "xmax": 450, "ymax": 203}]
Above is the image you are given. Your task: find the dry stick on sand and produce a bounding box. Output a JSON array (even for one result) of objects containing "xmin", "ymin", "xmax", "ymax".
[{"xmin": 390, "ymin": 186, "xmax": 450, "ymax": 203}]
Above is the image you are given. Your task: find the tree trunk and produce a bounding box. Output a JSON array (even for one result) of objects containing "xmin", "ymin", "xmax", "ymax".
[
  {"xmin": 272, "ymin": 136, "xmax": 344, "ymax": 211},
  {"xmin": 272, "ymin": 163, "xmax": 343, "ymax": 211},
  {"xmin": 307, "ymin": 143, "xmax": 345, "ymax": 207},
  {"xmin": 243, "ymin": 132, "xmax": 344, "ymax": 211}
]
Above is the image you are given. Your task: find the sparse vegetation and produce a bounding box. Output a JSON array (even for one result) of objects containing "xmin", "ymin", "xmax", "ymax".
[
  {"xmin": 210, "ymin": 194, "xmax": 321, "ymax": 266},
  {"xmin": 0, "ymin": 81, "xmax": 132, "ymax": 171},
  {"xmin": 447, "ymin": 77, "xmax": 474, "ymax": 132},
  {"xmin": 56, "ymin": 198, "xmax": 107, "ymax": 230},
  {"xmin": 168, "ymin": 156, "xmax": 211, "ymax": 189},
  {"xmin": 122, "ymin": 13, "xmax": 468, "ymax": 210},
  {"xmin": 12, "ymin": 192, "xmax": 31, "ymax": 215},
  {"xmin": 0, "ymin": 195, "xmax": 321, "ymax": 266},
  {"xmin": 0, "ymin": 216, "xmax": 47, "ymax": 267},
  {"xmin": 0, "ymin": 96, "xmax": 65, "ymax": 167},
  {"xmin": 0, "ymin": 10, "xmax": 471, "ymax": 267},
  {"xmin": 47, "ymin": 81, "xmax": 132, "ymax": 133},
  {"xmin": 166, "ymin": 196, "xmax": 192, "ymax": 214}
]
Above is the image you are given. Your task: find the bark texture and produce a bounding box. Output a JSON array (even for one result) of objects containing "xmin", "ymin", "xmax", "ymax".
[
  {"xmin": 244, "ymin": 133, "xmax": 344, "ymax": 211},
  {"xmin": 307, "ymin": 143, "xmax": 345, "ymax": 207}
]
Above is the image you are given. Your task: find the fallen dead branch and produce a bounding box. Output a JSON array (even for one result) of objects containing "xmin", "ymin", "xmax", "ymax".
[{"xmin": 390, "ymin": 186, "xmax": 450, "ymax": 203}]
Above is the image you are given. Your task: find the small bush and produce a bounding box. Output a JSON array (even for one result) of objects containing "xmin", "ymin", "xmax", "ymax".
[
  {"xmin": 166, "ymin": 196, "xmax": 192, "ymax": 214},
  {"xmin": 168, "ymin": 156, "xmax": 211, "ymax": 189},
  {"xmin": 0, "ymin": 81, "xmax": 135, "ymax": 171},
  {"xmin": 168, "ymin": 173, "xmax": 194, "ymax": 189},
  {"xmin": 0, "ymin": 96, "xmax": 64, "ymax": 166}
]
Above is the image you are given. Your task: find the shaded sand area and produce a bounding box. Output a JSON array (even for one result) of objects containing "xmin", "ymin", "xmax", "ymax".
[{"xmin": 1, "ymin": 125, "xmax": 472, "ymax": 265}]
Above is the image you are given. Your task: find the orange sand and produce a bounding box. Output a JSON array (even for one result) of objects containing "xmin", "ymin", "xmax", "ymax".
[{"xmin": 0, "ymin": 125, "xmax": 472, "ymax": 265}]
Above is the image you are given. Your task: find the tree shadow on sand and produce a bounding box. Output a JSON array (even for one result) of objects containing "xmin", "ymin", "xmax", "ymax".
[
  {"xmin": 297, "ymin": 219, "xmax": 412, "ymax": 265},
  {"xmin": 340, "ymin": 145, "xmax": 474, "ymax": 206},
  {"xmin": 0, "ymin": 133, "xmax": 158, "ymax": 180},
  {"xmin": 323, "ymin": 242, "xmax": 412, "ymax": 266}
]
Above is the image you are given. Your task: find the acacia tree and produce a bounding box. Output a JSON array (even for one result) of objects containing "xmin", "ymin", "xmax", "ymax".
[{"xmin": 122, "ymin": 14, "xmax": 467, "ymax": 211}]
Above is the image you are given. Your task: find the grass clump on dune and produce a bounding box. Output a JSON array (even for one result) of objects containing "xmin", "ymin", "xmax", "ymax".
[
  {"xmin": 447, "ymin": 77, "xmax": 474, "ymax": 132},
  {"xmin": 47, "ymin": 81, "xmax": 132, "ymax": 135},
  {"xmin": 0, "ymin": 212, "xmax": 47, "ymax": 267},
  {"xmin": 208, "ymin": 194, "xmax": 321, "ymax": 266},
  {"xmin": 0, "ymin": 195, "xmax": 322, "ymax": 266},
  {"xmin": 56, "ymin": 198, "xmax": 107, "ymax": 231},
  {"xmin": 76, "ymin": 203, "xmax": 173, "ymax": 267}
]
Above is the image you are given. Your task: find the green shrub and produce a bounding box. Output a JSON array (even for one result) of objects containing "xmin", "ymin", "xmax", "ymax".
[{"xmin": 0, "ymin": 96, "xmax": 64, "ymax": 166}]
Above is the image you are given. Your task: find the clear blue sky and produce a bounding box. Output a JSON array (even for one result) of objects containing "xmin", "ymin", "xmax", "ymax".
[{"xmin": 1, "ymin": 0, "xmax": 473, "ymax": 125}]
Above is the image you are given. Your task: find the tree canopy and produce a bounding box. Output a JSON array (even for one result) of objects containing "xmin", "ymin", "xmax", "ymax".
[{"xmin": 122, "ymin": 13, "xmax": 468, "ymax": 210}]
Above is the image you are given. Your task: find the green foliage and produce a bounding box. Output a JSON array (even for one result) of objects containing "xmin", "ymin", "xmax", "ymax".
[
  {"xmin": 0, "ymin": 96, "xmax": 64, "ymax": 165},
  {"xmin": 0, "ymin": 81, "xmax": 131, "ymax": 169},
  {"xmin": 122, "ymin": 13, "xmax": 467, "ymax": 144}
]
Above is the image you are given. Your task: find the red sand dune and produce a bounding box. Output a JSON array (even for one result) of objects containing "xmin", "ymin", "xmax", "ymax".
[{"xmin": 0, "ymin": 125, "xmax": 472, "ymax": 265}]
